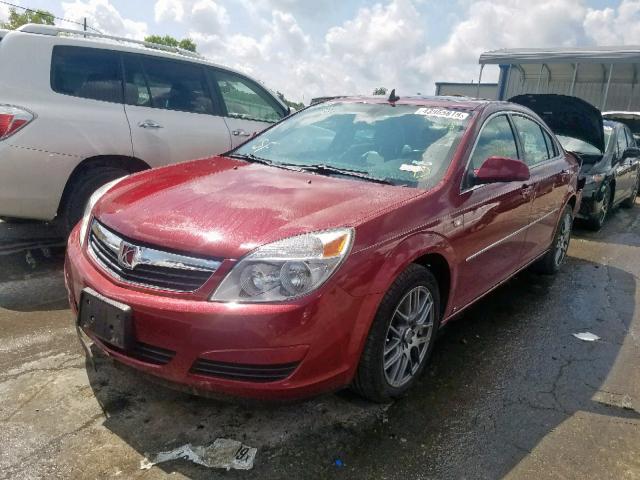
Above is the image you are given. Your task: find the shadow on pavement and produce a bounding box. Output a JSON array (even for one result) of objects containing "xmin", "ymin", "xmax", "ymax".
[
  {"xmin": 0, "ymin": 220, "xmax": 68, "ymax": 312},
  {"xmin": 82, "ymin": 255, "xmax": 636, "ymax": 479}
]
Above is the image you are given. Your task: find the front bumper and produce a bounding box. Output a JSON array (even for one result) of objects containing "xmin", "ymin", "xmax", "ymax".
[
  {"xmin": 65, "ymin": 226, "xmax": 380, "ymax": 400},
  {"xmin": 575, "ymin": 181, "xmax": 604, "ymax": 220}
]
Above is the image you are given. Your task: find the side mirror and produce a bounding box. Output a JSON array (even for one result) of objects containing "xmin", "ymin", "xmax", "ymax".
[
  {"xmin": 622, "ymin": 146, "xmax": 640, "ymax": 159},
  {"xmin": 473, "ymin": 156, "xmax": 530, "ymax": 185}
]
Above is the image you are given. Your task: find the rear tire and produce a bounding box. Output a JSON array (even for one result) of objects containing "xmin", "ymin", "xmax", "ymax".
[
  {"xmin": 621, "ymin": 175, "xmax": 639, "ymax": 208},
  {"xmin": 585, "ymin": 182, "xmax": 611, "ymax": 231},
  {"xmin": 532, "ymin": 205, "xmax": 573, "ymax": 275},
  {"xmin": 352, "ymin": 264, "xmax": 441, "ymax": 403},
  {"xmin": 57, "ymin": 167, "xmax": 128, "ymax": 235}
]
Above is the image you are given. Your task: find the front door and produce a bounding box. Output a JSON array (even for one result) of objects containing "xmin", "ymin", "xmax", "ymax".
[
  {"xmin": 208, "ymin": 69, "xmax": 287, "ymax": 149},
  {"xmin": 452, "ymin": 114, "xmax": 534, "ymax": 310},
  {"xmin": 122, "ymin": 53, "xmax": 231, "ymax": 168}
]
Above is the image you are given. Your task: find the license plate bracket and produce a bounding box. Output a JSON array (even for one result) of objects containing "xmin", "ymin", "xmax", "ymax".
[{"xmin": 78, "ymin": 287, "xmax": 133, "ymax": 350}]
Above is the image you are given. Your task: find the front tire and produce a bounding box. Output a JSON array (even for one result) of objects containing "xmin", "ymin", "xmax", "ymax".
[
  {"xmin": 352, "ymin": 264, "xmax": 441, "ymax": 403},
  {"xmin": 57, "ymin": 167, "xmax": 129, "ymax": 235},
  {"xmin": 585, "ymin": 182, "xmax": 611, "ymax": 231},
  {"xmin": 621, "ymin": 175, "xmax": 639, "ymax": 209},
  {"xmin": 532, "ymin": 205, "xmax": 573, "ymax": 275}
]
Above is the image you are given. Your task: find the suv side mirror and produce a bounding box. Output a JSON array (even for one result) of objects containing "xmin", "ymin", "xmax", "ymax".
[
  {"xmin": 622, "ymin": 146, "xmax": 640, "ymax": 159},
  {"xmin": 474, "ymin": 156, "xmax": 530, "ymax": 185}
]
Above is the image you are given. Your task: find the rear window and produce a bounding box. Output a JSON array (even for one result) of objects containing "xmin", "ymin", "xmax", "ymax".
[{"xmin": 51, "ymin": 46, "xmax": 123, "ymax": 103}]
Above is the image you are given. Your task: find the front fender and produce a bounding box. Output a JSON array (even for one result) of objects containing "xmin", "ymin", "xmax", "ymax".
[{"xmin": 366, "ymin": 231, "xmax": 457, "ymax": 297}]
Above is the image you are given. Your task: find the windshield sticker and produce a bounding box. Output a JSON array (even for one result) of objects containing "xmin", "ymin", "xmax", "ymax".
[{"xmin": 415, "ymin": 108, "xmax": 469, "ymax": 120}]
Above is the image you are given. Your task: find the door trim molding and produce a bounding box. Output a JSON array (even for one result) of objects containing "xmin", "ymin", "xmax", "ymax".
[{"xmin": 465, "ymin": 208, "xmax": 559, "ymax": 262}]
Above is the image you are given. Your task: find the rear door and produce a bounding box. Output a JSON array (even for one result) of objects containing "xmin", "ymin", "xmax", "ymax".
[
  {"xmin": 510, "ymin": 114, "xmax": 567, "ymax": 263},
  {"xmin": 122, "ymin": 53, "xmax": 231, "ymax": 167},
  {"xmin": 208, "ymin": 68, "xmax": 287, "ymax": 148},
  {"xmin": 453, "ymin": 113, "xmax": 533, "ymax": 309}
]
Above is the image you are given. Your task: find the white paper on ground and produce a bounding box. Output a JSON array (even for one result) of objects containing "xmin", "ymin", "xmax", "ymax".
[
  {"xmin": 573, "ymin": 332, "xmax": 600, "ymax": 342},
  {"xmin": 140, "ymin": 438, "xmax": 257, "ymax": 471}
]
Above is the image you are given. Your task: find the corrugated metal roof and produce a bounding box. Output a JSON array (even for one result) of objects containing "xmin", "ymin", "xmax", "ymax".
[{"xmin": 480, "ymin": 46, "xmax": 640, "ymax": 65}]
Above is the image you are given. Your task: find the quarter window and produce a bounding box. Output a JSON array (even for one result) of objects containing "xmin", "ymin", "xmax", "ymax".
[
  {"xmin": 469, "ymin": 115, "xmax": 519, "ymax": 171},
  {"xmin": 51, "ymin": 46, "xmax": 123, "ymax": 103},
  {"xmin": 124, "ymin": 55, "xmax": 214, "ymax": 115},
  {"xmin": 512, "ymin": 116, "xmax": 549, "ymax": 166},
  {"xmin": 213, "ymin": 70, "xmax": 284, "ymax": 123}
]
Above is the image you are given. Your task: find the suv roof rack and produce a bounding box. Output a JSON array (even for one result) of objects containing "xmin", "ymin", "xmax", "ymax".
[{"xmin": 16, "ymin": 23, "xmax": 203, "ymax": 60}]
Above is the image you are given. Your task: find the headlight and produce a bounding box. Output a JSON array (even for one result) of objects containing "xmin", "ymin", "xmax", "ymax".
[
  {"xmin": 586, "ymin": 173, "xmax": 605, "ymax": 185},
  {"xmin": 211, "ymin": 228, "xmax": 354, "ymax": 302},
  {"xmin": 79, "ymin": 176, "xmax": 128, "ymax": 246}
]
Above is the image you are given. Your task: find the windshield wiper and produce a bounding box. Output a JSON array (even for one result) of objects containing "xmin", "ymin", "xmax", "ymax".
[
  {"xmin": 297, "ymin": 164, "xmax": 395, "ymax": 185},
  {"xmin": 227, "ymin": 153, "xmax": 303, "ymax": 172}
]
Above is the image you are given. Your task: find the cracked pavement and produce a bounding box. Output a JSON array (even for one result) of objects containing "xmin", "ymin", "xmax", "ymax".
[{"xmin": 0, "ymin": 203, "xmax": 639, "ymax": 479}]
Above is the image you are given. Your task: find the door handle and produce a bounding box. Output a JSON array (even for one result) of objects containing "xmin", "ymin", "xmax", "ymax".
[
  {"xmin": 138, "ymin": 120, "xmax": 163, "ymax": 129},
  {"xmin": 559, "ymin": 169, "xmax": 571, "ymax": 182},
  {"xmin": 232, "ymin": 129, "xmax": 252, "ymax": 137},
  {"xmin": 520, "ymin": 183, "xmax": 535, "ymax": 199}
]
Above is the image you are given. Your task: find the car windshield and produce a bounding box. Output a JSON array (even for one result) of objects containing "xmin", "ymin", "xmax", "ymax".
[
  {"xmin": 556, "ymin": 134, "xmax": 604, "ymax": 159},
  {"xmin": 232, "ymin": 102, "xmax": 472, "ymax": 189}
]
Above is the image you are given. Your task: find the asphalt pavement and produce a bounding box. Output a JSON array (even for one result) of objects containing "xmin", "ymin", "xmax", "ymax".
[{"xmin": 0, "ymin": 203, "xmax": 638, "ymax": 480}]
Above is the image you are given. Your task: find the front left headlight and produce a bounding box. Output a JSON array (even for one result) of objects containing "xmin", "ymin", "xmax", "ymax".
[
  {"xmin": 79, "ymin": 176, "xmax": 128, "ymax": 247},
  {"xmin": 211, "ymin": 228, "xmax": 354, "ymax": 303}
]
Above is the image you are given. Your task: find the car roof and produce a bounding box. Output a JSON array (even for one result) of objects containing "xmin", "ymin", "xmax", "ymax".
[
  {"xmin": 321, "ymin": 95, "xmax": 495, "ymax": 111},
  {"xmin": 6, "ymin": 24, "xmax": 288, "ymax": 111}
]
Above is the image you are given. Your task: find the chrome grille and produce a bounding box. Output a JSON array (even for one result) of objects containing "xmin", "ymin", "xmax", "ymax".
[{"xmin": 88, "ymin": 220, "xmax": 221, "ymax": 292}]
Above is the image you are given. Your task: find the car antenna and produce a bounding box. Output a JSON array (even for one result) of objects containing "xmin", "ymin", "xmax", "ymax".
[{"xmin": 388, "ymin": 88, "xmax": 400, "ymax": 104}]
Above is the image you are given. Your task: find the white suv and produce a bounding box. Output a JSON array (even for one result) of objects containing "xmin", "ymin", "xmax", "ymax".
[{"xmin": 0, "ymin": 24, "xmax": 289, "ymax": 231}]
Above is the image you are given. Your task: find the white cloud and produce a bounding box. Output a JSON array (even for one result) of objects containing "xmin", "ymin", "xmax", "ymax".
[
  {"xmin": 190, "ymin": 0, "xmax": 229, "ymax": 33},
  {"xmin": 584, "ymin": 0, "xmax": 640, "ymax": 44},
  {"xmin": 144, "ymin": 0, "xmax": 640, "ymax": 102},
  {"xmin": 155, "ymin": 0, "xmax": 185, "ymax": 23},
  {"xmin": 61, "ymin": 0, "xmax": 148, "ymax": 39}
]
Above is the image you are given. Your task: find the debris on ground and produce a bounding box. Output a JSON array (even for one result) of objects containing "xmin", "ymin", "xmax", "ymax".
[
  {"xmin": 140, "ymin": 438, "xmax": 257, "ymax": 471},
  {"xmin": 572, "ymin": 332, "xmax": 600, "ymax": 342},
  {"xmin": 334, "ymin": 458, "xmax": 344, "ymax": 467}
]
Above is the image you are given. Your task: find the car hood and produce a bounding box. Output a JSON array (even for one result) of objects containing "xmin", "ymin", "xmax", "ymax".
[
  {"xmin": 94, "ymin": 156, "xmax": 422, "ymax": 259},
  {"xmin": 510, "ymin": 94, "xmax": 604, "ymax": 153}
]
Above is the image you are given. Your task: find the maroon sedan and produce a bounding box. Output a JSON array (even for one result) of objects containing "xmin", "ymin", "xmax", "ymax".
[{"xmin": 65, "ymin": 96, "xmax": 581, "ymax": 402}]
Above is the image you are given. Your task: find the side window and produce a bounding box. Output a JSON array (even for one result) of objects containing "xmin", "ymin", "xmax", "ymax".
[
  {"xmin": 213, "ymin": 70, "xmax": 284, "ymax": 123},
  {"xmin": 512, "ymin": 116, "xmax": 550, "ymax": 166},
  {"xmin": 51, "ymin": 46, "xmax": 123, "ymax": 103},
  {"xmin": 123, "ymin": 56, "xmax": 151, "ymax": 107},
  {"xmin": 624, "ymin": 127, "xmax": 636, "ymax": 147},
  {"xmin": 541, "ymin": 129, "xmax": 558, "ymax": 158},
  {"xmin": 124, "ymin": 55, "xmax": 213, "ymax": 114},
  {"xmin": 616, "ymin": 127, "xmax": 628, "ymax": 157},
  {"xmin": 469, "ymin": 115, "xmax": 519, "ymax": 171}
]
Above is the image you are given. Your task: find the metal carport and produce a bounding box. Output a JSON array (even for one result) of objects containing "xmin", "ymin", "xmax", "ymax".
[{"xmin": 479, "ymin": 46, "xmax": 640, "ymax": 110}]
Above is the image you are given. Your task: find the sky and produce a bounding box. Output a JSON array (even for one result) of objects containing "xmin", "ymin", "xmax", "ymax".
[{"xmin": 2, "ymin": 0, "xmax": 640, "ymax": 103}]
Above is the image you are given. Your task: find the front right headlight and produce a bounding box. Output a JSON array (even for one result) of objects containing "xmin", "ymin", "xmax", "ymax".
[
  {"xmin": 211, "ymin": 228, "xmax": 354, "ymax": 303},
  {"xmin": 79, "ymin": 176, "xmax": 128, "ymax": 247}
]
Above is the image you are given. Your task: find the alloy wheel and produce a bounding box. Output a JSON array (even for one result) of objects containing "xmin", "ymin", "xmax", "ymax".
[
  {"xmin": 383, "ymin": 286, "xmax": 435, "ymax": 388},
  {"xmin": 554, "ymin": 213, "xmax": 572, "ymax": 267},
  {"xmin": 599, "ymin": 185, "xmax": 610, "ymax": 223}
]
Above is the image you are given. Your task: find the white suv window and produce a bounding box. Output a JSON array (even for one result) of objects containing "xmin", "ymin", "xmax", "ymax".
[
  {"xmin": 213, "ymin": 70, "xmax": 284, "ymax": 123},
  {"xmin": 124, "ymin": 54, "xmax": 214, "ymax": 115},
  {"xmin": 51, "ymin": 46, "xmax": 123, "ymax": 103}
]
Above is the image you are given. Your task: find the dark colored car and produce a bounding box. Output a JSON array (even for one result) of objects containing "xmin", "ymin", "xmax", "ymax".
[
  {"xmin": 65, "ymin": 96, "xmax": 581, "ymax": 402},
  {"xmin": 511, "ymin": 94, "xmax": 640, "ymax": 230}
]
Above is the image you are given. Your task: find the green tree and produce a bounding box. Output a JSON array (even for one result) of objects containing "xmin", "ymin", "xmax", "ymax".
[
  {"xmin": 276, "ymin": 91, "xmax": 305, "ymax": 111},
  {"xmin": 145, "ymin": 34, "xmax": 197, "ymax": 52},
  {"xmin": 1, "ymin": 8, "xmax": 55, "ymax": 29},
  {"xmin": 372, "ymin": 87, "xmax": 388, "ymax": 96}
]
